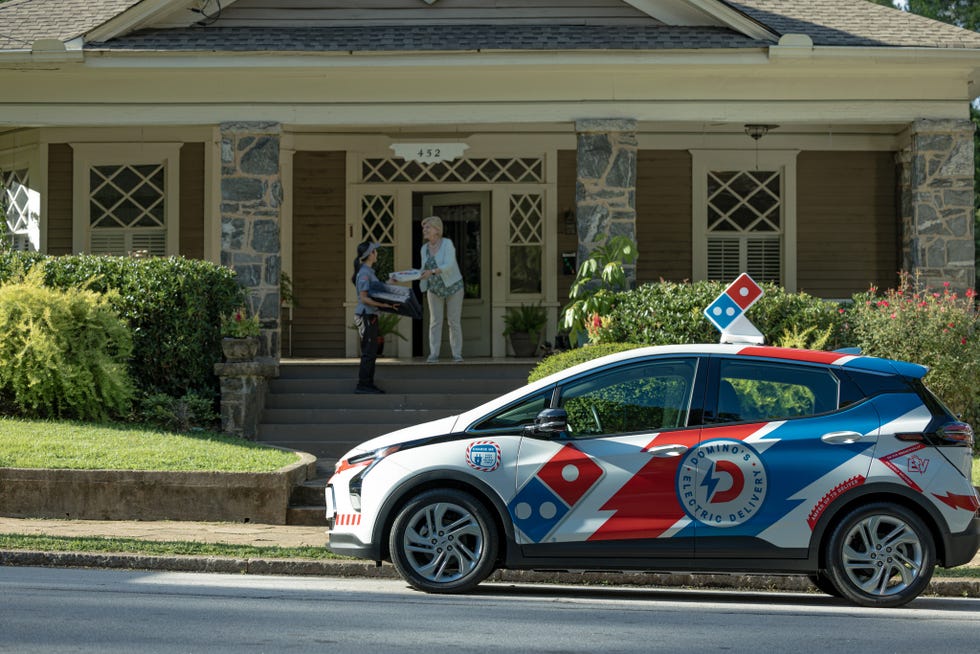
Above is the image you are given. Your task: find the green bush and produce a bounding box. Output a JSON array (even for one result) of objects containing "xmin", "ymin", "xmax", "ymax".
[
  {"xmin": 0, "ymin": 268, "xmax": 133, "ymax": 421},
  {"xmin": 845, "ymin": 274, "xmax": 980, "ymax": 434},
  {"xmin": 138, "ymin": 391, "xmax": 218, "ymax": 432},
  {"xmin": 0, "ymin": 252, "xmax": 247, "ymax": 398},
  {"xmin": 528, "ymin": 343, "xmax": 645, "ymax": 383},
  {"xmin": 588, "ymin": 280, "xmax": 846, "ymax": 348}
]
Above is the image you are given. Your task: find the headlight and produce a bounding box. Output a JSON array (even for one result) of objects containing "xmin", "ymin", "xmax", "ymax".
[{"xmin": 348, "ymin": 445, "xmax": 403, "ymax": 509}]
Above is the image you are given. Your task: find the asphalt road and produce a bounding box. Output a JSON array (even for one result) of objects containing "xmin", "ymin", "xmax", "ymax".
[{"xmin": 1, "ymin": 566, "xmax": 978, "ymax": 653}]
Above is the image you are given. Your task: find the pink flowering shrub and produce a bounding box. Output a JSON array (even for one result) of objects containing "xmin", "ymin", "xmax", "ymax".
[{"xmin": 845, "ymin": 273, "xmax": 979, "ymax": 438}]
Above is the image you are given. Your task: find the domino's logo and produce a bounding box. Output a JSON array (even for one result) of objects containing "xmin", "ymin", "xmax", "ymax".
[
  {"xmin": 703, "ymin": 273, "xmax": 765, "ymax": 344},
  {"xmin": 508, "ymin": 444, "xmax": 604, "ymax": 543}
]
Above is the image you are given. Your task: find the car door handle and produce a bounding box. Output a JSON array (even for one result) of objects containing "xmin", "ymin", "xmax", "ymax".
[
  {"xmin": 821, "ymin": 431, "xmax": 864, "ymax": 444},
  {"xmin": 644, "ymin": 444, "xmax": 689, "ymax": 457}
]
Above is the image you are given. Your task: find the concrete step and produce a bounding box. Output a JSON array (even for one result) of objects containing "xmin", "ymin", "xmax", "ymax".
[
  {"xmin": 264, "ymin": 392, "xmax": 497, "ymax": 411},
  {"xmin": 278, "ymin": 360, "xmax": 534, "ymax": 381},
  {"xmin": 262, "ymin": 407, "xmax": 457, "ymax": 425},
  {"xmin": 268, "ymin": 377, "xmax": 523, "ymax": 395},
  {"xmin": 289, "ymin": 478, "xmax": 328, "ymax": 507},
  {"xmin": 286, "ymin": 506, "xmax": 329, "ymax": 526}
]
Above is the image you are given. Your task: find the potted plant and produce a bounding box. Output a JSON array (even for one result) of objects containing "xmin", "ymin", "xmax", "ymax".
[
  {"xmin": 220, "ymin": 307, "xmax": 261, "ymax": 361},
  {"xmin": 504, "ymin": 302, "xmax": 547, "ymax": 357}
]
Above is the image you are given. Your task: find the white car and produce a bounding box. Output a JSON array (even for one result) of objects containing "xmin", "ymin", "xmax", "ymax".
[{"xmin": 326, "ymin": 344, "xmax": 980, "ymax": 607}]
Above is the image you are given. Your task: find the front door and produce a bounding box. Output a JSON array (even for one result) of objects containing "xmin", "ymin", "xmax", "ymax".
[{"xmin": 420, "ymin": 192, "xmax": 491, "ymax": 357}]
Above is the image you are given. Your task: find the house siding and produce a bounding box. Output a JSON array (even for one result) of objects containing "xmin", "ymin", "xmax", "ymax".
[
  {"xmin": 291, "ymin": 150, "xmax": 347, "ymax": 357},
  {"xmin": 179, "ymin": 142, "xmax": 204, "ymax": 259},
  {"xmin": 797, "ymin": 151, "xmax": 898, "ymax": 298},
  {"xmin": 557, "ymin": 149, "xmax": 578, "ymax": 305},
  {"xmin": 45, "ymin": 143, "xmax": 73, "ymax": 255},
  {"xmin": 636, "ymin": 149, "xmax": 693, "ymax": 284}
]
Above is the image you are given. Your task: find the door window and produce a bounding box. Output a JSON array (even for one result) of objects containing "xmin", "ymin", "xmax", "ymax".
[
  {"xmin": 710, "ymin": 359, "xmax": 840, "ymax": 424},
  {"xmin": 557, "ymin": 358, "xmax": 698, "ymax": 438}
]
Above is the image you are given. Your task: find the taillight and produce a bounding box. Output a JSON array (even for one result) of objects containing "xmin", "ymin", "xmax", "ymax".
[
  {"xmin": 936, "ymin": 421, "xmax": 974, "ymax": 447},
  {"xmin": 897, "ymin": 421, "xmax": 974, "ymax": 447}
]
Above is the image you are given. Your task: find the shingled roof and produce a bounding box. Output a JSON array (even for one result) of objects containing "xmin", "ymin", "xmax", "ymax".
[
  {"xmin": 728, "ymin": 0, "xmax": 980, "ymax": 48},
  {"xmin": 0, "ymin": 0, "xmax": 139, "ymax": 51},
  {"xmin": 88, "ymin": 24, "xmax": 768, "ymax": 53},
  {"xmin": 3, "ymin": 0, "xmax": 980, "ymax": 54}
]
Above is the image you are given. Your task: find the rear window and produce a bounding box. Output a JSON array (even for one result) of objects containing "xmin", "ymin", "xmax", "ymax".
[{"xmin": 713, "ymin": 359, "xmax": 840, "ymax": 423}]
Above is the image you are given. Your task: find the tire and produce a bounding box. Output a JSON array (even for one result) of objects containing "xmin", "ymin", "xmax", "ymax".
[
  {"xmin": 807, "ymin": 572, "xmax": 842, "ymax": 598},
  {"xmin": 388, "ymin": 489, "xmax": 498, "ymax": 593},
  {"xmin": 824, "ymin": 502, "xmax": 935, "ymax": 608}
]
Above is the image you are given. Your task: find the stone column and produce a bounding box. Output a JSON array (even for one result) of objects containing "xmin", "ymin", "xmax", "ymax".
[
  {"xmin": 574, "ymin": 118, "xmax": 638, "ymax": 285},
  {"xmin": 900, "ymin": 119, "xmax": 976, "ymax": 292},
  {"xmin": 220, "ymin": 121, "xmax": 283, "ymax": 358},
  {"xmin": 214, "ymin": 360, "xmax": 279, "ymax": 440}
]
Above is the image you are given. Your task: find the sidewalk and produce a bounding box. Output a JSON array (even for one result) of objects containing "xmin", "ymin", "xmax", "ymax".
[{"xmin": 1, "ymin": 516, "xmax": 977, "ymax": 598}]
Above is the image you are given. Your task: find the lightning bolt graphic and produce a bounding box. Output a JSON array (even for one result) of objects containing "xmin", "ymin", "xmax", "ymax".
[{"xmin": 700, "ymin": 460, "xmax": 721, "ymax": 501}]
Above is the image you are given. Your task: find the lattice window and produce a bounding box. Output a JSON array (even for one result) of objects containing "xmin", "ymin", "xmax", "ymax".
[
  {"xmin": 360, "ymin": 194, "xmax": 396, "ymax": 274},
  {"xmin": 2, "ymin": 168, "xmax": 37, "ymax": 251},
  {"xmin": 89, "ymin": 163, "xmax": 167, "ymax": 256},
  {"xmin": 705, "ymin": 170, "xmax": 781, "ymax": 284},
  {"xmin": 509, "ymin": 193, "xmax": 543, "ymax": 294},
  {"xmin": 362, "ymin": 157, "xmax": 543, "ymax": 184}
]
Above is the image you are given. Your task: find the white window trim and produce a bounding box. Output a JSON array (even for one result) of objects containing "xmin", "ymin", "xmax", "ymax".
[
  {"xmin": 690, "ymin": 149, "xmax": 798, "ymax": 292},
  {"xmin": 1, "ymin": 145, "xmax": 42, "ymax": 252},
  {"xmin": 71, "ymin": 143, "xmax": 181, "ymax": 256}
]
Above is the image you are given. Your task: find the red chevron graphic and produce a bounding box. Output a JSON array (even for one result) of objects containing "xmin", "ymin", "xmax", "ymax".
[{"xmin": 933, "ymin": 491, "xmax": 980, "ymax": 512}]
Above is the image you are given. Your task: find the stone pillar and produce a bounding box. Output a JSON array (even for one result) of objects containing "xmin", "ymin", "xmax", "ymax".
[
  {"xmin": 220, "ymin": 121, "xmax": 283, "ymax": 359},
  {"xmin": 900, "ymin": 119, "xmax": 976, "ymax": 292},
  {"xmin": 214, "ymin": 360, "xmax": 279, "ymax": 440},
  {"xmin": 574, "ymin": 118, "xmax": 638, "ymax": 285}
]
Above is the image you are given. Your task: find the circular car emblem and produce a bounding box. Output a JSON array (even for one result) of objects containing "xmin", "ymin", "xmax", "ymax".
[
  {"xmin": 466, "ymin": 440, "xmax": 501, "ymax": 472},
  {"xmin": 677, "ymin": 439, "xmax": 767, "ymax": 527}
]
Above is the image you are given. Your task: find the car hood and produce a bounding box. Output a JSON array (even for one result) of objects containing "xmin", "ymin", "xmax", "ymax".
[{"xmin": 342, "ymin": 415, "xmax": 461, "ymax": 456}]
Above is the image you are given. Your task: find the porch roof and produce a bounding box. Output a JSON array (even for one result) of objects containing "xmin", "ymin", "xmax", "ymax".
[
  {"xmin": 87, "ymin": 24, "xmax": 768, "ymax": 53},
  {"xmin": 3, "ymin": 0, "xmax": 980, "ymax": 54}
]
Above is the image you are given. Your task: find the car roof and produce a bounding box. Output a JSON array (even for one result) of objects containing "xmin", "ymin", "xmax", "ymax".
[{"xmin": 456, "ymin": 344, "xmax": 928, "ymax": 430}]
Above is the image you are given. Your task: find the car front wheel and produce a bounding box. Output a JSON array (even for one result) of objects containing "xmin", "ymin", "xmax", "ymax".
[
  {"xmin": 388, "ymin": 489, "xmax": 498, "ymax": 593},
  {"xmin": 824, "ymin": 502, "xmax": 935, "ymax": 608}
]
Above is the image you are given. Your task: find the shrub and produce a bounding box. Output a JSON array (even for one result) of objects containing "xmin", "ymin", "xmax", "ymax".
[
  {"xmin": 528, "ymin": 343, "xmax": 645, "ymax": 383},
  {"xmin": 0, "ymin": 268, "xmax": 133, "ymax": 420},
  {"xmin": 560, "ymin": 235, "xmax": 638, "ymax": 344},
  {"xmin": 0, "ymin": 252, "xmax": 247, "ymax": 398},
  {"xmin": 588, "ymin": 280, "xmax": 846, "ymax": 348},
  {"xmin": 845, "ymin": 274, "xmax": 980, "ymax": 434},
  {"xmin": 138, "ymin": 391, "xmax": 218, "ymax": 432}
]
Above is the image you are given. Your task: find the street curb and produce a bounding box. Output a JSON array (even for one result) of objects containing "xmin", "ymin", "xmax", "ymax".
[{"xmin": 2, "ymin": 550, "xmax": 977, "ymax": 598}]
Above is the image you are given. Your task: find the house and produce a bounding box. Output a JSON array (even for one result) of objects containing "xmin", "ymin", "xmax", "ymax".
[{"xmin": 2, "ymin": 0, "xmax": 978, "ymax": 362}]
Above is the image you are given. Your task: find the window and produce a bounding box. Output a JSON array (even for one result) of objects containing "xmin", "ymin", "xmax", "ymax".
[
  {"xmin": 471, "ymin": 390, "xmax": 552, "ymax": 432},
  {"xmin": 72, "ymin": 144, "xmax": 180, "ymax": 257},
  {"xmin": 692, "ymin": 151, "xmax": 798, "ymax": 291},
  {"xmin": 557, "ymin": 358, "xmax": 698, "ymax": 438},
  {"xmin": 1, "ymin": 167, "xmax": 39, "ymax": 252},
  {"xmin": 711, "ymin": 359, "xmax": 840, "ymax": 424}
]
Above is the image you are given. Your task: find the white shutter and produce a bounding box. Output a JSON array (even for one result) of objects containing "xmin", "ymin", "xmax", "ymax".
[
  {"xmin": 707, "ymin": 238, "xmax": 740, "ymax": 282},
  {"xmin": 746, "ymin": 238, "xmax": 781, "ymax": 284},
  {"xmin": 90, "ymin": 231, "xmax": 127, "ymax": 255},
  {"xmin": 130, "ymin": 230, "xmax": 167, "ymax": 257}
]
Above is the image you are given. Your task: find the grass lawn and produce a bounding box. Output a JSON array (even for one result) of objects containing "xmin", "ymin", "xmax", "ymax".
[{"xmin": 0, "ymin": 417, "xmax": 299, "ymax": 472}]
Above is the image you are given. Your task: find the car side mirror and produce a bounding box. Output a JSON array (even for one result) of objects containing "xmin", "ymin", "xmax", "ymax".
[{"xmin": 523, "ymin": 408, "xmax": 568, "ymax": 437}]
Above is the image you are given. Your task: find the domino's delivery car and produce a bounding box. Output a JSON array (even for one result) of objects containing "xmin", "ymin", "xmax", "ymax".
[{"xmin": 325, "ymin": 343, "xmax": 980, "ymax": 607}]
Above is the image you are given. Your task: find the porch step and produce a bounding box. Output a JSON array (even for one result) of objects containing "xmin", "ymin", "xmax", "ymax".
[{"xmin": 269, "ymin": 358, "xmax": 535, "ymax": 525}]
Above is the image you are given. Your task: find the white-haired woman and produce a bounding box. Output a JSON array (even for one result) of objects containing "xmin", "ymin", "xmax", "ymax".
[{"xmin": 419, "ymin": 215, "xmax": 465, "ymax": 362}]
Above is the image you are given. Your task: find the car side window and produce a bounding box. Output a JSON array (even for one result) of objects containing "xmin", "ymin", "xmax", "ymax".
[
  {"xmin": 557, "ymin": 358, "xmax": 698, "ymax": 438},
  {"xmin": 712, "ymin": 359, "xmax": 840, "ymax": 424},
  {"xmin": 470, "ymin": 390, "xmax": 552, "ymax": 432}
]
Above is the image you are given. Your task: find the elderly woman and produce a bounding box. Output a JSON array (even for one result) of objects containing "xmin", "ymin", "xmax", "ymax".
[{"xmin": 418, "ymin": 215, "xmax": 465, "ymax": 362}]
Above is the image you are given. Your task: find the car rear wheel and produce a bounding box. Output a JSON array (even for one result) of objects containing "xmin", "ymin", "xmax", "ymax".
[
  {"xmin": 389, "ymin": 489, "xmax": 498, "ymax": 593},
  {"xmin": 825, "ymin": 503, "xmax": 935, "ymax": 608}
]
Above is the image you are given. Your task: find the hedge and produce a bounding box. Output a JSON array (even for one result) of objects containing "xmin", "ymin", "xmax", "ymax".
[{"xmin": 0, "ymin": 252, "xmax": 247, "ymax": 398}]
